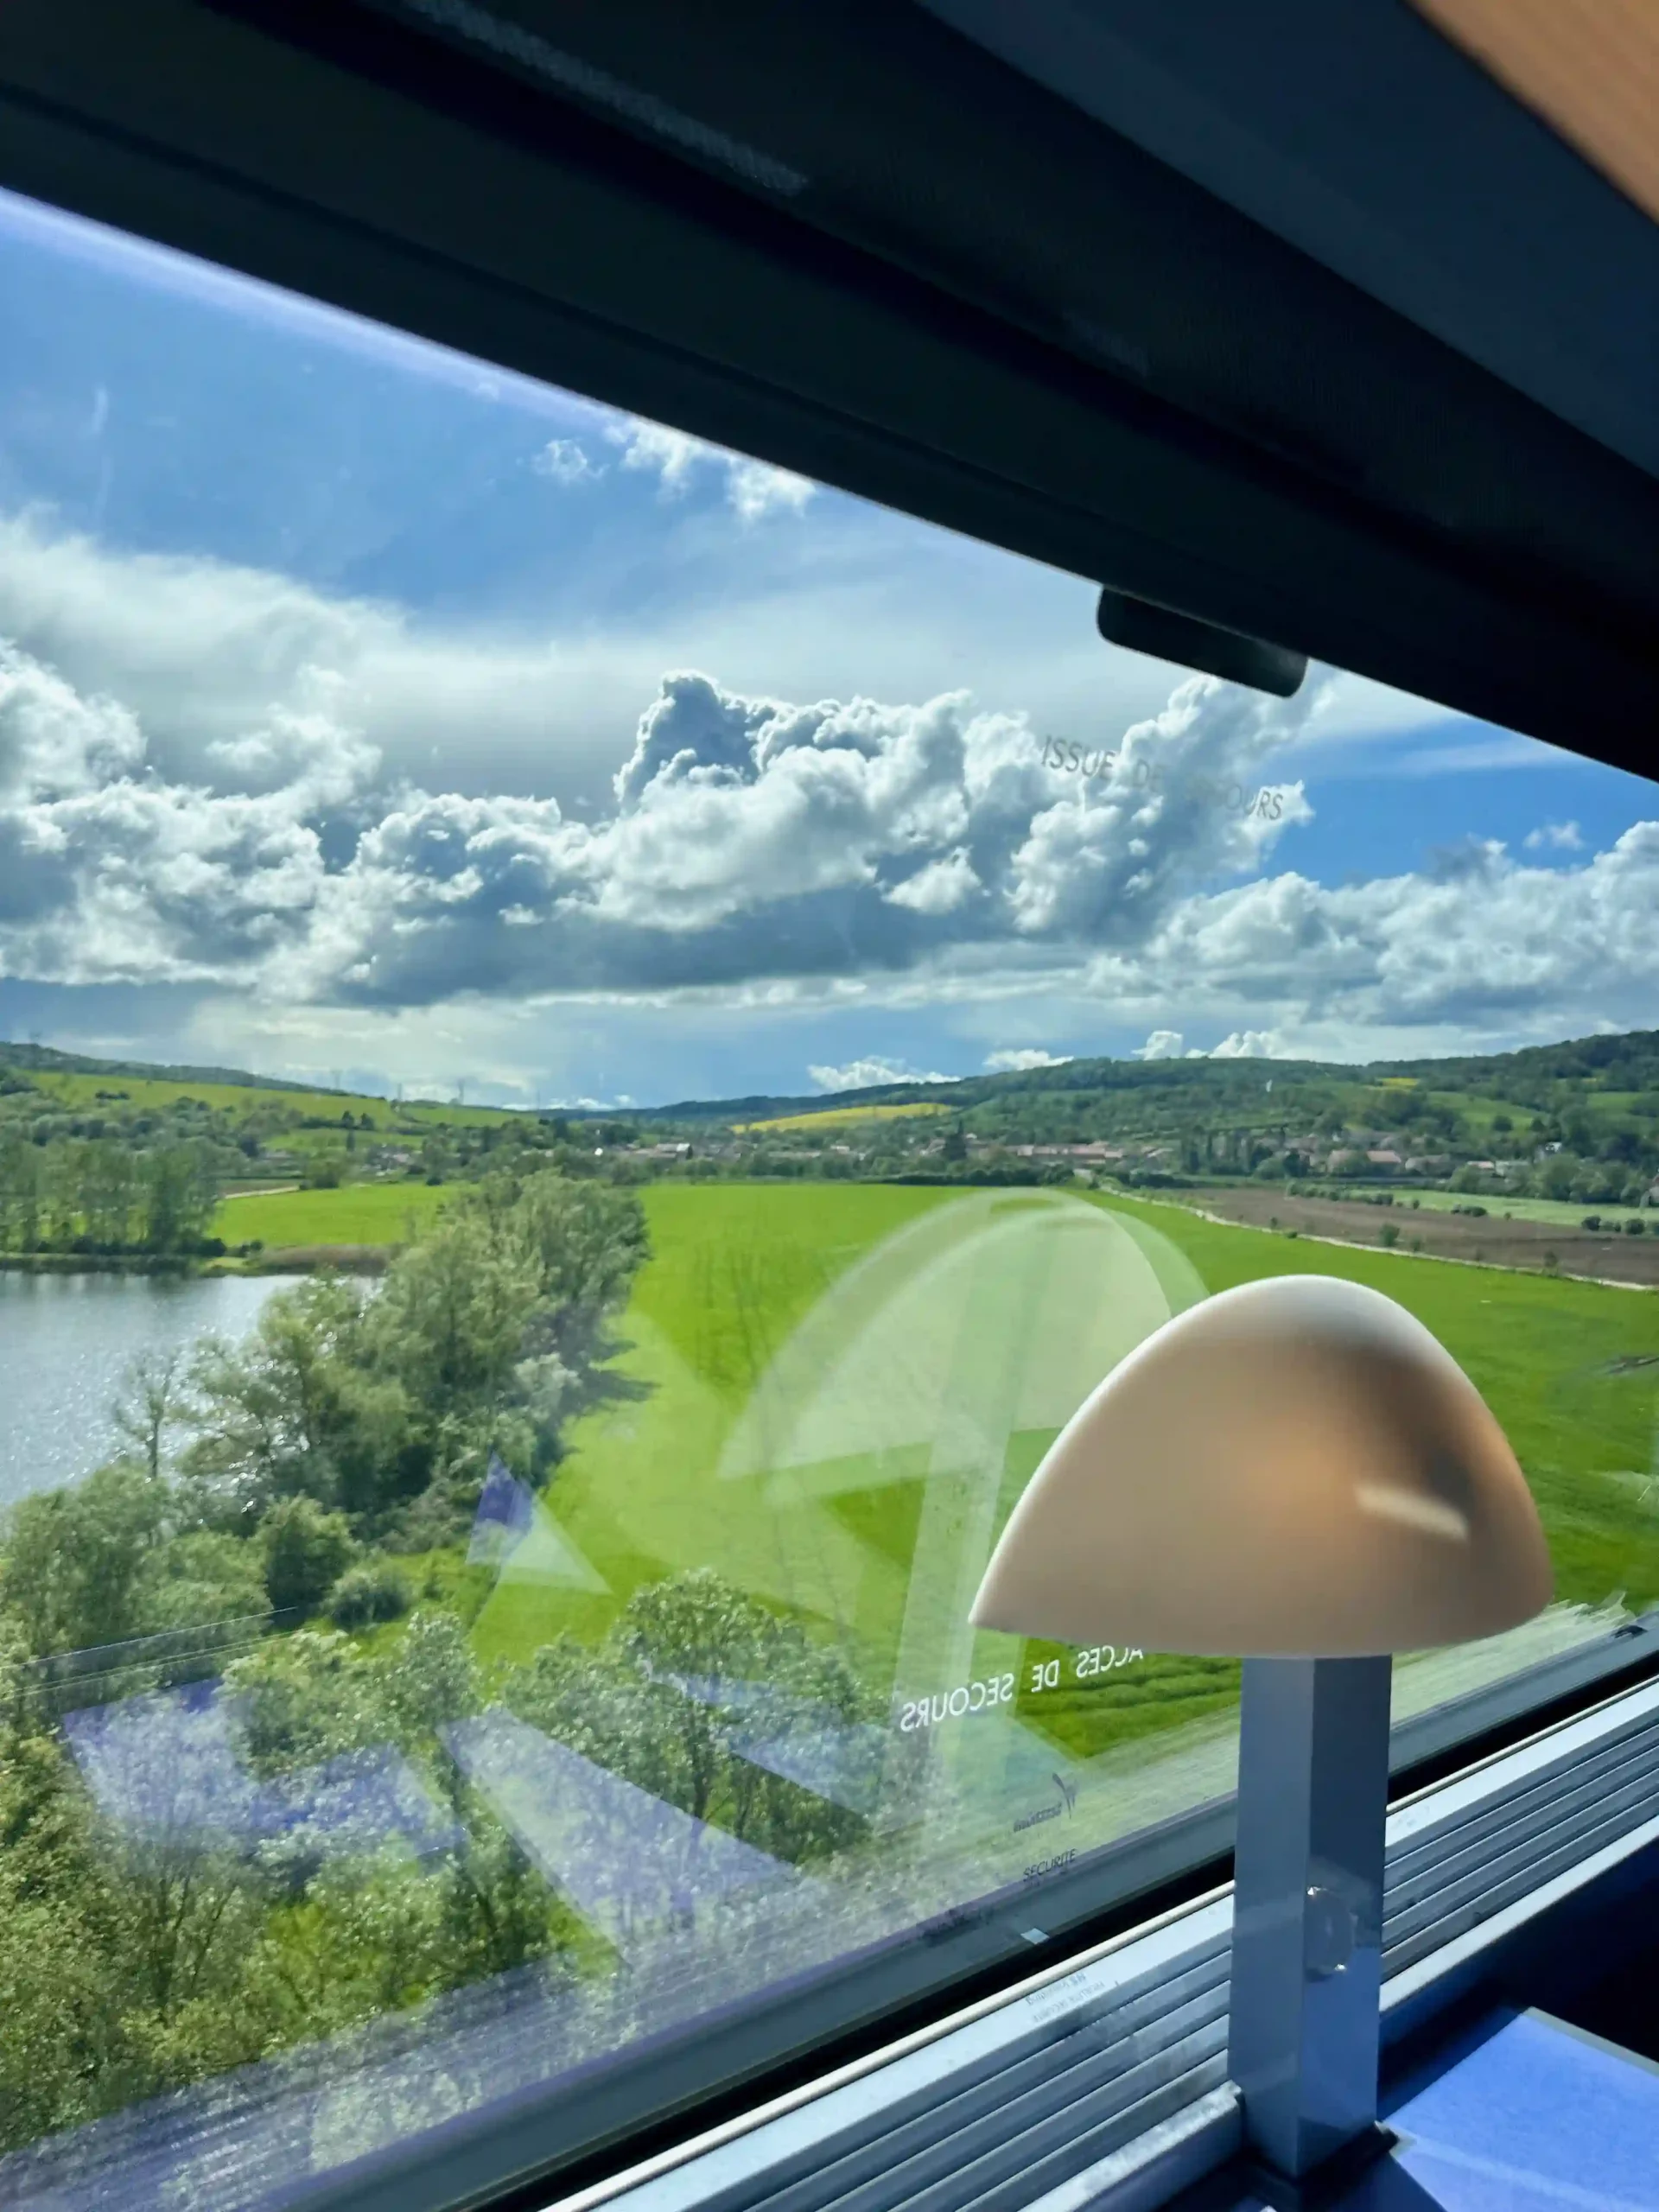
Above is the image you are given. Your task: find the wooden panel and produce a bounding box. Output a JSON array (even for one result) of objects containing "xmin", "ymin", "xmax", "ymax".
[{"xmin": 1414, "ymin": 0, "xmax": 1659, "ymax": 224}]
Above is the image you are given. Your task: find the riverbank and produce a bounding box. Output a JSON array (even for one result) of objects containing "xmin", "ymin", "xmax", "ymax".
[
  {"xmin": 0, "ymin": 1250, "xmax": 209, "ymax": 1276},
  {"xmin": 0, "ymin": 1244, "xmax": 391, "ymax": 1278},
  {"xmin": 224, "ymin": 1244, "xmax": 390, "ymax": 1275}
]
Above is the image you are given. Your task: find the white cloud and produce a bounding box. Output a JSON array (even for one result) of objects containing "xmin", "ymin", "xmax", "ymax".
[
  {"xmin": 0, "ymin": 511, "xmax": 1433, "ymax": 843},
  {"xmin": 0, "ymin": 640, "xmax": 143, "ymax": 800},
  {"xmin": 1112, "ymin": 827, "xmax": 1659, "ymax": 1043},
  {"xmin": 1134, "ymin": 1030, "xmax": 1185, "ymax": 1060},
  {"xmin": 1206, "ymin": 1029, "xmax": 1285, "ymax": 1058},
  {"xmin": 0, "ymin": 512, "xmax": 644, "ymax": 804},
  {"xmin": 984, "ymin": 1046, "xmax": 1072, "ymax": 1071},
  {"xmin": 724, "ymin": 456, "xmax": 816, "ymax": 524},
  {"xmin": 606, "ymin": 416, "xmax": 705, "ymax": 495},
  {"xmin": 884, "ymin": 850, "xmax": 982, "ymax": 916},
  {"xmin": 3, "ymin": 528, "xmax": 1656, "ymax": 1080},
  {"xmin": 531, "ymin": 437, "xmax": 602, "ymax": 485},
  {"xmin": 605, "ymin": 415, "xmax": 816, "ymax": 522},
  {"xmin": 807, "ymin": 1056, "xmax": 954, "ymax": 1093},
  {"xmin": 1385, "ymin": 734, "xmax": 1565, "ymax": 777}
]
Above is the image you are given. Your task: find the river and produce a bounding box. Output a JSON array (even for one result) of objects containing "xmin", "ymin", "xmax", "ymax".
[{"xmin": 0, "ymin": 1272, "xmax": 302, "ymax": 1509}]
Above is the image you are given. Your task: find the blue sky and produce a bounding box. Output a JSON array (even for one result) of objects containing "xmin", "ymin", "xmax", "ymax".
[{"xmin": 0, "ymin": 187, "xmax": 1654, "ymax": 1107}]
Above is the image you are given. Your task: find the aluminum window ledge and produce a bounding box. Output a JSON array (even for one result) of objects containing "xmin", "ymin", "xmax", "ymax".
[{"xmin": 566, "ymin": 1674, "xmax": 1659, "ymax": 2212}]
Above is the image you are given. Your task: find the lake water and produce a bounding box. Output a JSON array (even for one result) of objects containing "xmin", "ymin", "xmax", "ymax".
[{"xmin": 0, "ymin": 1273, "xmax": 300, "ymax": 1508}]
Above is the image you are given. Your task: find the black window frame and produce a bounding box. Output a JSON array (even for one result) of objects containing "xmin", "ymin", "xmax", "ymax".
[{"xmin": 3, "ymin": 6, "xmax": 1659, "ymax": 2205}]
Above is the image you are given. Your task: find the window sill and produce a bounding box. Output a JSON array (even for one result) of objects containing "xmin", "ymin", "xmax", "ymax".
[{"xmin": 564, "ymin": 1672, "xmax": 1659, "ymax": 2212}]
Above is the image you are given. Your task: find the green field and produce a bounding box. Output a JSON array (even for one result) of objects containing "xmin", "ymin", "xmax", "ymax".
[
  {"xmin": 461, "ymin": 1180, "xmax": 1659, "ymax": 1777},
  {"xmin": 29, "ymin": 1065, "xmax": 522, "ymax": 1132},
  {"xmin": 213, "ymin": 1180, "xmax": 454, "ymax": 1249},
  {"xmin": 738, "ymin": 1102, "xmax": 952, "ymax": 1131},
  {"xmin": 1401, "ymin": 1188, "xmax": 1652, "ymax": 1229}
]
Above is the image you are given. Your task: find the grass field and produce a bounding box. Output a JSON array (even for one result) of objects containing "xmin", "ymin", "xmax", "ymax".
[
  {"xmin": 213, "ymin": 1180, "xmax": 454, "ymax": 1249},
  {"xmin": 458, "ymin": 1179, "xmax": 1659, "ymax": 1783},
  {"xmin": 736, "ymin": 1102, "xmax": 952, "ymax": 1132},
  {"xmin": 27, "ymin": 1066, "xmax": 522, "ymax": 1133}
]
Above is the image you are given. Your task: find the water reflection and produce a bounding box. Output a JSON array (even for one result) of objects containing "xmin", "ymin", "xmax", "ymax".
[{"xmin": 0, "ymin": 1272, "xmax": 295, "ymax": 1505}]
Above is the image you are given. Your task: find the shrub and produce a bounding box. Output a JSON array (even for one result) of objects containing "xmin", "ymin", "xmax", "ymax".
[
  {"xmin": 1583, "ymin": 1215, "xmax": 1602, "ymax": 1230},
  {"xmin": 261, "ymin": 1497, "xmax": 357, "ymax": 1616},
  {"xmin": 1625, "ymin": 1216, "xmax": 1647, "ymax": 1236},
  {"xmin": 1378, "ymin": 1224, "xmax": 1400, "ymax": 1248},
  {"xmin": 327, "ymin": 1560, "xmax": 414, "ymax": 1630}
]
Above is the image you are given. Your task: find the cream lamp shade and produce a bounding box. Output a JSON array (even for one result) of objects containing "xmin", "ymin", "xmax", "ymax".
[{"xmin": 970, "ymin": 1274, "xmax": 1552, "ymax": 1657}]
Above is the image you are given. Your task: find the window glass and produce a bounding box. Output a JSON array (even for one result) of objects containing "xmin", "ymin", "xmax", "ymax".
[{"xmin": 1, "ymin": 188, "xmax": 1656, "ymax": 2210}]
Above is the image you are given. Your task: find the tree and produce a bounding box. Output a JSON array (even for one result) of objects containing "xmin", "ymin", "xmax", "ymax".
[
  {"xmin": 366, "ymin": 1219, "xmax": 540, "ymax": 1415},
  {"xmin": 505, "ymin": 1569, "xmax": 887, "ymax": 1868},
  {"xmin": 113, "ymin": 1347, "xmax": 185, "ymax": 1481},
  {"xmin": 1538, "ymin": 1154, "xmax": 1578, "ymax": 1201},
  {"xmin": 183, "ymin": 1277, "xmax": 413, "ymax": 1522},
  {"xmin": 327, "ymin": 1560, "xmax": 413, "ymax": 1629},
  {"xmin": 142, "ymin": 1141, "xmax": 219, "ymax": 1252},
  {"xmin": 80, "ymin": 1139, "xmax": 138, "ymax": 1248},
  {"xmin": 260, "ymin": 1497, "xmax": 357, "ymax": 1617},
  {"xmin": 502, "ymin": 1174, "xmax": 649, "ymax": 1333},
  {"xmin": 222, "ymin": 1614, "xmax": 558, "ymax": 1982},
  {"xmin": 0, "ymin": 1134, "xmax": 41, "ymax": 1249},
  {"xmin": 0, "ymin": 1462, "xmax": 168, "ymax": 1657},
  {"xmin": 137, "ymin": 1529, "xmax": 268, "ymax": 1635}
]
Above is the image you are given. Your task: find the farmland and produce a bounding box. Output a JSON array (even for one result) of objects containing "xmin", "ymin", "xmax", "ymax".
[
  {"xmin": 736, "ymin": 1102, "xmax": 952, "ymax": 1132},
  {"xmin": 211, "ymin": 1180, "xmax": 454, "ymax": 1253},
  {"xmin": 1182, "ymin": 1182, "xmax": 1659, "ymax": 1287},
  {"xmin": 17, "ymin": 1061, "xmax": 520, "ymax": 1134}
]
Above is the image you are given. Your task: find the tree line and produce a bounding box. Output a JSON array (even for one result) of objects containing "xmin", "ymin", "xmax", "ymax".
[{"xmin": 0, "ymin": 1135, "xmax": 225, "ymax": 1256}]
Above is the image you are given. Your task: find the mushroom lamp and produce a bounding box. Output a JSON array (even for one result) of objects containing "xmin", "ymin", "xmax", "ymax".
[{"xmin": 970, "ymin": 1275, "xmax": 1552, "ymax": 2195}]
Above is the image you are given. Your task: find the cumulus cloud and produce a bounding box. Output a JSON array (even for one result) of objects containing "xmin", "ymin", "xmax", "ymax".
[
  {"xmin": 3, "ymin": 586, "xmax": 1657, "ymax": 1071},
  {"xmin": 1112, "ymin": 828, "xmax": 1659, "ymax": 1041},
  {"xmin": 604, "ymin": 416, "xmax": 815, "ymax": 521},
  {"xmin": 807, "ymin": 1056, "xmax": 954, "ymax": 1093},
  {"xmin": 885, "ymin": 851, "xmax": 982, "ymax": 915},
  {"xmin": 1206, "ymin": 1030, "xmax": 1285, "ymax": 1058},
  {"xmin": 984, "ymin": 1047, "xmax": 1073, "ymax": 1072},
  {"xmin": 0, "ymin": 644, "xmax": 337, "ymax": 982},
  {"xmin": 1524, "ymin": 819, "xmax": 1585, "ymax": 852},
  {"xmin": 531, "ymin": 437, "xmax": 602, "ymax": 485},
  {"xmin": 6, "ymin": 643, "xmax": 1253, "ymax": 999},
  {"xmin": 0, "ymin": 512, "xmax": 645, "ymax": 804}
]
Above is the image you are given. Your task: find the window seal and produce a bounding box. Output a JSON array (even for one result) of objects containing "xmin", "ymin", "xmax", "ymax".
[{"xmin": 235, "ymin": 1609, "xmax": 1659, "ymax": 2212}]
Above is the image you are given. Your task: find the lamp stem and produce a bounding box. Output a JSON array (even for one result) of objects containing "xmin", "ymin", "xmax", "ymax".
[{"xmin": 1228, "ymin": 1654, "xmax": 1393, "ymax": 2185}]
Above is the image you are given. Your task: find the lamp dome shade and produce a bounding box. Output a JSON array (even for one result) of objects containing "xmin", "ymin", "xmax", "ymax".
[{"xmin": 969, "ymin": 1275, "xmax": 1552, "ymax": 1657}]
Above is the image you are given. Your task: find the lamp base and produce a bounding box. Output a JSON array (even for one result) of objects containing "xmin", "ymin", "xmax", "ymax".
[{"xmin": 1236, "ymin": 2125, "xmax": 1399, "ymax": 2210}]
